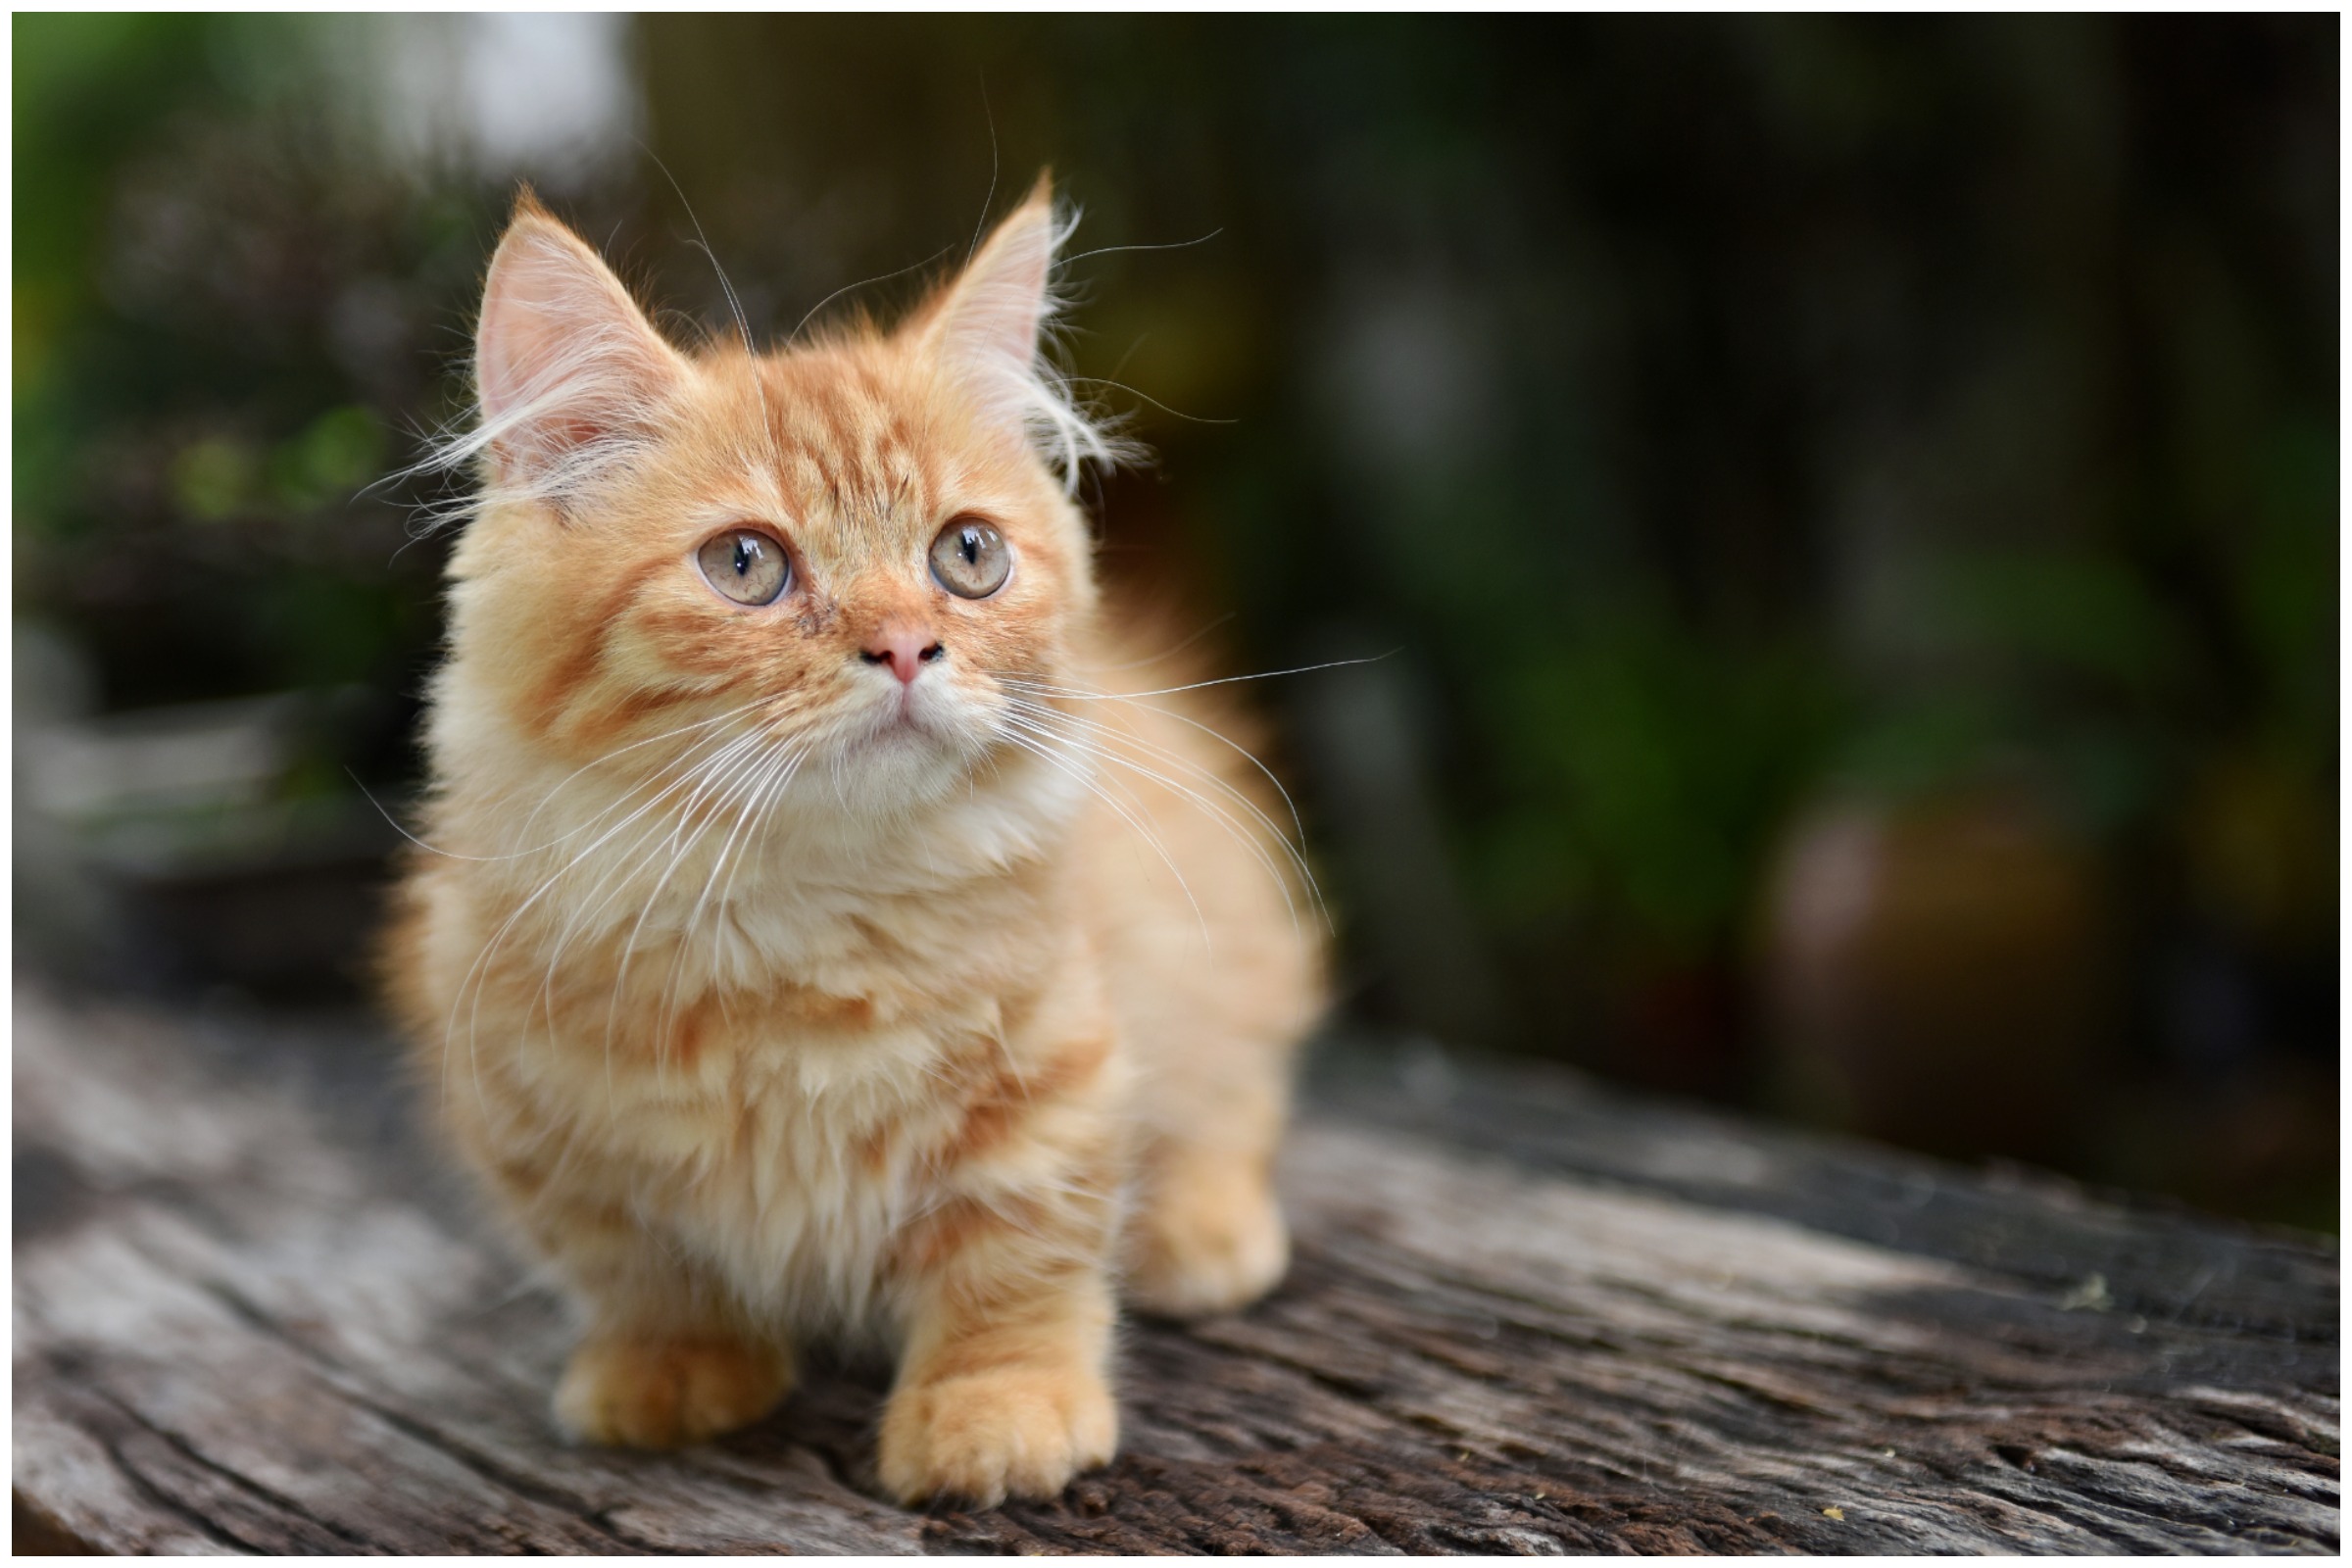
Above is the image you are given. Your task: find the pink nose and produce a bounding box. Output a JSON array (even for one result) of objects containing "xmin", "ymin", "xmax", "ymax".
[{"xmin": 860, "ymin": 627, "xmax": 944, "ymax": 685}]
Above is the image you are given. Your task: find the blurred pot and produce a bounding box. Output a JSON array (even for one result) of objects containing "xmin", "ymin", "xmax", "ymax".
[{"xmin": 1763, "ymin": 790, "xmax": 2113, "ymax": 1164}]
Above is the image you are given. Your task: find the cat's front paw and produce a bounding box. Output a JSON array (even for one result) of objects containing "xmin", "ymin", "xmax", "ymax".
[
  {"xmin": 555, "ymin": 1332, "xmax": 793, "ymax": 1448},
  {"xmin": 877, "ymin": 1362, "xmax": 1118, "ymax": 1507}
]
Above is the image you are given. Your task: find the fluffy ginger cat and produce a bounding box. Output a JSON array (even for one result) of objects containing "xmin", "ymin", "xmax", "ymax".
[{"xmin": 381, "ymin": 177, "xmax": 1323, "ymax": 1507}]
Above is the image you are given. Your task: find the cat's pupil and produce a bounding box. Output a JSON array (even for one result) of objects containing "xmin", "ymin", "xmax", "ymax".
[
  {"xmin": 960, "ymin": 530, "xmax": 980, "ymax": 564},
  {"xmin": 733, "ymin": 537, "xmax": 754, "ymax": 576}
]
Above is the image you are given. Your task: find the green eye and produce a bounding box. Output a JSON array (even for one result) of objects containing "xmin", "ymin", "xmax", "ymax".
[
  {"xmin": 930, "ymin": 517, "xmax": 1011, "ymax": 599},
  {"xmin": 697, "ymin": 527, "xmax": 789, "ymax": 606}
]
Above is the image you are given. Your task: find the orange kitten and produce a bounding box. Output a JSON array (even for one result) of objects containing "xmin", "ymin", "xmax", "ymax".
[{"xmin": 381, "ymin": 177, "xmax": 1323, "ymax": 1506}]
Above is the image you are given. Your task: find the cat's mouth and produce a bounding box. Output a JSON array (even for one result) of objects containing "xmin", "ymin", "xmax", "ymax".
[{"xmin": 845, "ymin": 688, "xmax": 954, "ymax": 754}]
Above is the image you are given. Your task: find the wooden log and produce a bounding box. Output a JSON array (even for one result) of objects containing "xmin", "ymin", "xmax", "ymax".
[{"xmin": 13, "ymin": 983, "xmax": 2337, "ymax": 1553}]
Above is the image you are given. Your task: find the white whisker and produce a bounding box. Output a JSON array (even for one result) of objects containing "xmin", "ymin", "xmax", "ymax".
[
  {"xmin": 596, "ymin": 726, "xmax": 786, "ymax": 1071},
  {"xmin": 654, "ymin": 740, "xmax": 808, "ymax": 1058},
  {"xmin": 1003, "ymin": 701, "xmax": 1314, "ymax": 928},
  {"xmin": 991, "ymin": 720, "xmax": 1210, "ymax": 952},
  {"xmin": 1012, "ymin": 653, "xmax": 1393, "ymax": 703},
  {"xmin": 1001, "ymin": 666, "xmax": 1320, "ymax": 853},
  {"xmin": 445, "ymin": 720, "xmax": 758, "ymax": 1111}
]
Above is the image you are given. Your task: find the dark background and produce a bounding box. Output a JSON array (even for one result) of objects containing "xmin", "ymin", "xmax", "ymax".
[{"xmin": 14, "ymin": 15, "xmax": 2336, "ymax": 1230}]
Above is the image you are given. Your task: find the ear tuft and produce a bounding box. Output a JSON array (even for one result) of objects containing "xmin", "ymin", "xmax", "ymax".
[
  {"xmin": 919, "ymin": 174, "xmax": 1123, "ymax": 493},
  {"xmin": 447, "ymin": 198, "xmax": 689, "ymax": 511}
]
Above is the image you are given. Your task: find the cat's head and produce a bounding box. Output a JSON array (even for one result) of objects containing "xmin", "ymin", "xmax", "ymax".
[{"xmin": 437, "ymin": 177, "xmax": 1116, "ymax": 823}]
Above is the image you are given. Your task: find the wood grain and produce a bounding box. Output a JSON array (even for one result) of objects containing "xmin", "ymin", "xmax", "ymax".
[{"xmin": 13, "ymin": 985, "xmax": 2337, "ymax": 1553}]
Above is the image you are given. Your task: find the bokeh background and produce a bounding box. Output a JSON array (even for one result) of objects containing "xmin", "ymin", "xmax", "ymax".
[{"xmin": 15, "ymin": 15, "xmax": 2336, "ymax": 1229}]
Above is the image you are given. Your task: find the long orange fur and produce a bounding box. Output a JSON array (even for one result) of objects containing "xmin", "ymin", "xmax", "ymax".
[{"xmin": 381, "ymin": 178, "xmax": 1324, "ymax": 1506}]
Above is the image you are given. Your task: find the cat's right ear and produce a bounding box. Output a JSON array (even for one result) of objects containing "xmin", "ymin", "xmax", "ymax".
[{"xmin": 474, "ymin": 194, "xmax": 688, "ymax": 489}]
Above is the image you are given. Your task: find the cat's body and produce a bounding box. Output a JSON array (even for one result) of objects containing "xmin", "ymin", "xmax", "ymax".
[{"xmin": 382, "ymin": 181, "xmax": 1320, "ymax": 1506}]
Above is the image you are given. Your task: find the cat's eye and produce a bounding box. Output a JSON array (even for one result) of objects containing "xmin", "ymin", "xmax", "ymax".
[
  {"xmin": 930, "ymin": 517, "xmax": 1012, "ymax": 599},
  {"xmin": 697, "ymin": 527, "xmax": 790, "ymax": 606}
]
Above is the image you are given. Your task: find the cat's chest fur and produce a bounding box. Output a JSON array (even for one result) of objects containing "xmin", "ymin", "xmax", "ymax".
[
  {"xmin": 607, "ymin": 986, "xmax": 1010, "ymax": 1341},
  {"xmin": 465, "ymin": 825, "xmax": 1092, "ymax": 1341}
]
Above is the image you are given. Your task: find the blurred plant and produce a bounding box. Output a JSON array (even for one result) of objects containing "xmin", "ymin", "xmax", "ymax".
[
  {"xmin": 1474, "ymin": 611, "xmax": 1843, "ymax": 960},
  {"xmin": 13, "ymin": 15, "xmax": 514, "ymax": 751}
]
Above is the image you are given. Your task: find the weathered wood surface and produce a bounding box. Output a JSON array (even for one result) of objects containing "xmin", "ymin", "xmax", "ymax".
[{"xmin": 13, "ymin": 983, "xmax": 2338, "ymax": 1554}]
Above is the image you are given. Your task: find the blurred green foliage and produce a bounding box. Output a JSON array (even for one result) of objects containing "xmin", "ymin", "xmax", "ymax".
[
  {"xmin": 1479, "ymin": 612, "xmax": 1842, "ymax": 957},
  {"xmin": 14, "ymin": 13, "xmax": 499, "ymax": 739}
]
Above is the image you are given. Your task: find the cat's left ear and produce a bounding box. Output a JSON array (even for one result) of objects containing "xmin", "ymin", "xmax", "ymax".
[
  {"xmin": 920, "ymin": 172, "xmax": 1062, "ymax": 382},
  {"xmin": 914, "ymin": 173, "xmax": 1114, "ymax": 487}
]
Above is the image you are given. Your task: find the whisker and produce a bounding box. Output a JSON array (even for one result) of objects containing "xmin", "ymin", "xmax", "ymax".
[
  {"xmin": 375, "ymin": 700, "xmax": 770, "ymax": 863},
  {"xmin": 1063, "ymin": 374, "xmax": 1237, "ymax": 426},
  {"xmin": 1060, "ymin": 227, "xmax": 1224, "ymax": 268},
  {"xmin": 788, "ymin": 247, "xmax": 952, "ymax": 348},
  {"xmin": 992, "ymin": 720, "xmax": 1210, "ymax": 953},
  {"xmin": 1003, "ymin": 691, "xmax": 1302, "ymax": 858},
  {"xmin": 447, "ymin": 721, "xmax": 758, "ymax": 1111},
  {"xmin": 654, "ymin": 740, "xmax": 807, "ymax": 1058},
  {"xmin": 542, "ymin": 730, "xmax": 766, "ymax": 1090},
  {"xmin": 443, "ymin": 722, "xmax": 745, "ymax": 1065},
  {"xmin": 705, "ymin": 746, "xmax": 808, "ymax": 988},
  {"xmin": 1005, "ymin": 652, "xmax": 1394, "ymax": 703},
  {"xmin": 1001, "ymin": 671, "xmax": 1313, "ymax": 847},
  {"xmin": 1001, "ymin": 675, "xmax": 1315, "ymax": 869},
  {"xmin": 998, "ymin": 704, "xmax": 1312, "ymax": 936},
  {"xmin": 514, "ymin": 725, "xmax": 766, "ymax": 997},
  {"xmin": 508, "ymin": 699, "xmax": 774, "ymax": 849},
  {"xmin": 594, "ymin": 727, "xmax": 784, "ymax": 1070}
]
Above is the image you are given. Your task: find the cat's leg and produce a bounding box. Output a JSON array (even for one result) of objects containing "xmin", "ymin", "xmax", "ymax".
[
  {"xmin": 1082, "ymin": 742, "xmax": 1319, "ymax": 1321},
  {"xmin": 877, "ymin": 1254, "xmax": 1119, "ymax": 1505},
  {"xmin": 1123, "ymin": 1039, "xmax": 1293, "ymax": 1319},
  {"xmin": 876, "ymin": 1030, "xmax": 1125, "ymax": 1505},
  {"xmin": 496, "ymin": 1163, "xmax": 794, "ymax": 1448}
]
